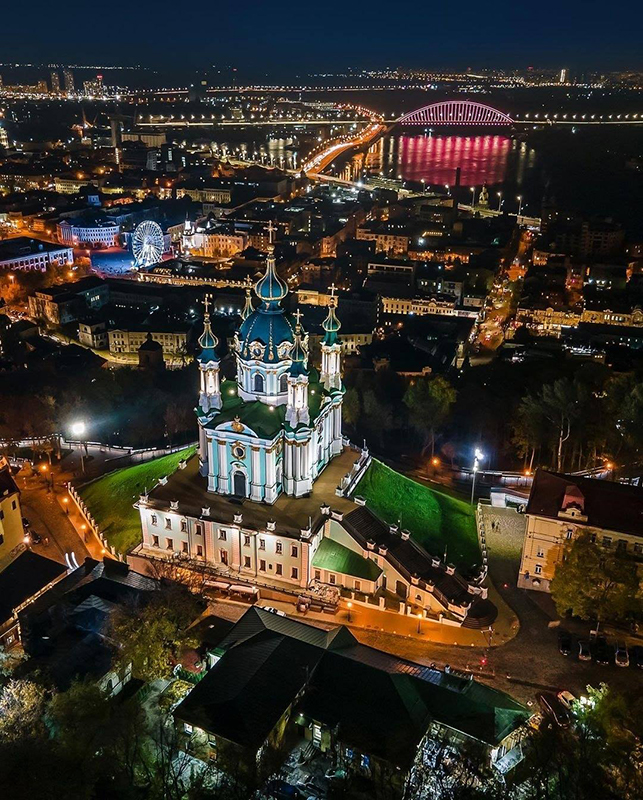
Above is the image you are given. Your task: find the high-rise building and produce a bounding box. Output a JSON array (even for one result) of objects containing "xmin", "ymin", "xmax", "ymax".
[
  {"xmin": 50, "ymin": 70, "xmax": 60, "ymax": 93},
  {"xmin": 559, "ymin": 68, "xmax": 569, "ymax": 84},
  {"xmin": 63, "ymin": 68, "xmax": 74, "ymax": 94}
]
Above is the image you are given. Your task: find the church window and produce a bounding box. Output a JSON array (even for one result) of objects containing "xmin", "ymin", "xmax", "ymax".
[
  {"xmin": 259, "ymin": 538, "xmax": 266, "ymax": 550},
  {"xmin": 279, "ymin": 373, "xmax": 288, "ymax": 393},
  {"xmin": 244, "ymin": 535, "xmax": 251, "ymax": 547},
  {"xmin": 253, "ymin": 373, "xmax": 265, "ymax": 393},
  {"xmin": 232, "ymin": 443, "xmax": 246, "ymax": 459},
  {"xmin": 219, "ymin": 530, "xmax": 227, "ymax": 541},
  {"xmin": 244, "ymin": 556, "xmax": 251, "ymax": 568},
  {"xmin": 276, "ymin": 541, "xmax": 283, "ymax": 554},
  {"xmin": 276, "ymin": 564, "xmax": 283, "ymax": 576},
  {"xmin": 259, "ymin": 559, "xmax": 266, "ymax": 572},
  {"xmin": 291, "ymin": 545, "xmax": 298, "ymax": 558},
  {"xmin": 291, "ymin": 567, "xmax": 299, "ymax": 580}
]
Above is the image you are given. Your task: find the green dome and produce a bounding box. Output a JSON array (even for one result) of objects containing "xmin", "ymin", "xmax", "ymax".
[
  {"xmin": 238, "ymin": 307, "xmax": 295, "ymax": 363},
  {"xmin": 322, "ymin": 303, "xmax": 341, "ymax": 345},
  {"xmin": 197, "ymin": 314, "xmax": 219, "ymax": 363}
]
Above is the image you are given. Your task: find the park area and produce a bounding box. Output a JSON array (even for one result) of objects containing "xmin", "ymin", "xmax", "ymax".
[
  {"xmin": 78, "ymin": 446, "xmax": 196, "ymax": 554},
  {"xmin": 354, "ymin": 459, "xmax": 481, "ymax": 573}
]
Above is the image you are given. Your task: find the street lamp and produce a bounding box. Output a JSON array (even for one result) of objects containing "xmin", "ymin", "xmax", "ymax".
[
  {"xmin": 470, "ymin": 186, "xmax": 476, "ymax": 208},
  {"xmin": 470, "ymin": 447, "xmax": 485, "ymax": 505},
  {"xmin": 347, "ymin": 601, "xmax": 352, "ymax": 622},
  {"xmin": 497, "ymin": 192, "xmax": 503, "ymax": 211},
  {"xmin": 71, "ymin": 420, "xmax": 87, "ymax": 474},
  {"xmin": 517, "ymin": 195, "xmax": 523, "ymax": 216},
  {"xmin": 417, "ymin": 612, "xmax": 422, "ymax": 634}
]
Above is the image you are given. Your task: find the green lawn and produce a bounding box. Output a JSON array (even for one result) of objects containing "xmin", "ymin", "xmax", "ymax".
[
  {"xmin": 353, "ymin": 459, "xmax": 481, "ymax": 572},
  {"xmin": 79, "ymin": 446, "xmax": 197, "ymax": 555}
]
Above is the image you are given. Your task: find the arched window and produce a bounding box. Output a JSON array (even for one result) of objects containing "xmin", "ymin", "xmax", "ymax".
[
  {"xmin": 253, "ymin": 373, "xmax": 264, "ymax": 393},
  {"xmin": 279, "ymin": 373, "xmax": 288, "ymax": 393}
]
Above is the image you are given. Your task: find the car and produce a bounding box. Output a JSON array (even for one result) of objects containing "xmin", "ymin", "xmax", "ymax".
[
  {"xmin": 558, "ymin": 630, "xmax": 572, "ymax": 656},
  {"xmin": 578, "ymin": 640, "xmax": 592, "ymax": 661},
  {"xmin": 22, "ymin": 517, "xmax": 30, "ymax": 528},
  {"xmin": 537, "ymin": 692, "xmax": 570, "ymax": 728},
  {"xmin": 594, "ymin": 637, "xmax": 613, "ymax": 666},
  {"xmin": 557, "ymin": 690, "xmax": 576, "ymax": 710},
  {"xmin": 261, "ymin": 606, "xmax": 287, "ymax": 617},
  {"xmin": 631, "ymin": 645, "xmax": 643, "ymax": 669},
  {"xmin": 614, "ymin": 642, "xmax": 629, "ymax": 668}
]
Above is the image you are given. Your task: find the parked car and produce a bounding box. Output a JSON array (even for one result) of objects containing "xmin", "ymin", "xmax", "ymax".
[
  {"xmin": 28, "ymin": 530, "xmax": 42, "ymax": 544},
  {"xmin": 614, "ymin": 642, "xmax": 629, "ymax": 668},
  {"xmin": 578, "ymin": 640, "xmax": 592, "ymax": 661},
  {"xmin": 262, "ymin": 606, "xmax": 287, "ymax": 617},
  {"xmin": 558, "ymin": 630, "xmax": 572, "ymax": 656},
  {"xmin": 594, "ymin": 637, "xmax": 613, "ymax": 666},
  {"xmin": 537, "ymin": 692, "xmax": 570, "ymax": 728},
  {"xmin": 557, "ymin": 690, "xmax": 576, "ymax": 710},
  {"xmin": 631, "ymin": 646, "xmax": 643, "ymax": 669}
]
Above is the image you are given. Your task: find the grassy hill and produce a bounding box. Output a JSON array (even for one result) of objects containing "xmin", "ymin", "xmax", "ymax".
[
  {"xmin": 354, "ymin": 459, "xmax": 480, "ymax": 572},
  {"xmin": 79, "ymin": 446, "xmax": 197, "ymax": 554}
]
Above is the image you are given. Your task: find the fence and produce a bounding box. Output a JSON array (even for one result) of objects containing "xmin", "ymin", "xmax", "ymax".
[
  {"xmin": 475, "ymin": 501, "xmax": 490, "ymax": 584},
  {"xmin": 66, "ymin": 482, "xmax": 125, "ymax": 561}
]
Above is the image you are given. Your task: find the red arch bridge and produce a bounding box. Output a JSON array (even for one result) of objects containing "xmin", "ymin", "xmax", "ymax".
[{"xmin": 397, "ymin": 100, "xmax": 514, "ymax": 127}]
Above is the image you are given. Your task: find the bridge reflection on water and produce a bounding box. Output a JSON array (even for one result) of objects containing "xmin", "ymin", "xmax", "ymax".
[{"xmin": 339, "ymin": 133, "xmax": 537, "ymax": 191}]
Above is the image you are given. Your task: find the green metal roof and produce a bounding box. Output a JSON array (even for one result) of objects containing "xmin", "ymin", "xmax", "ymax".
[{"xmin": 312, "ymin": 537, "xmax": 382, "ymax": 582}]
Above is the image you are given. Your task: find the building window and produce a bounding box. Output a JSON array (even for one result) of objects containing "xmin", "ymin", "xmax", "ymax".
[
  {"xmin": 182, "ymin": 541, "xmax": 188, "ymax": 553},
  {"xmin": 329, "ymin": 574, "xmax": 336, "ymax": 585},
  {"xmin": 184, "ymin": 723, "xmax": 193, "ymax": 734},
  {"xmin": 259, "ymin": 559, "xmax": 266, "ymax": 572},
  {"xmin": 220, "ymin": 549, "xmax": 228, "ymax": 565},
  {"xmin": 536, "ymin": 548, "xmax": 544, "ymax": 558},
  {"xmin": 196, "ymin": 545, "xmax": 203, "ymax": 557},
  {"xmin": 165, "ymin": 518, "xmax": 172, "ymax": 530},
  {"xmin": 166, "ymin": 538, "xmax": 174, "ymax": 551},
  {"xmin": 534, "ymin": 564, "xmax": 542, "ymax": 575},
  {"xmin": 195, "ymin": 522, "xmax": 203, "ymax": 536},
  {"xmin": 259, "ymin": 538, "xmax": 265, "ymax": 550},
  {"xmin": 291, "ymin": 567, "xmax": 299, "ymax": 580},
  {"xmin": 275, "ymin": 563, "xmax": 282, "ymax": 576},
  {"xmin": 314, "ymin": 569, "xmax": 321, "ymax": 581},
  {"xmin": 244, "ymin": 556, "xmax": 251, "ymax": 568},
  {"xmin": 634, "ymin": 543, "xmax": 643, "ymax": 556},
  {"xmin": 151, "ymin": 514, "xmax": 158, "ymax": 526},
  {"xmin": 603, "ymin": 536, "xmax": 612, "ymax": 548},
  {"xmin": 355, "ymin": 581, "xmax": 361, "ymax": 592},
  {"xmin": 276, "ymin": 541, "xmax": 283, "ymax": 554},
  {"xmin": 181, "ymin": 520, "xmax": 187, "ymax": 533},
  {"xmin": 291, "ymin": 545, "xmax": 298, "ymax": 558},
  {"xmin": 152, "ymin": 535, "xmax": 159, "ymax": 548},
  {"xmin": 219, "ymin": 530, "xmax": 227, "ymax": 541},
  {"xmin": 565, "ymin": 528, "xmax": 573, "ymax": 540},
  {"xmin": 253, "ymin": 373, "xmax": 265, "ymax": 393},
  {"xmin": 617, "ymin": 540, "xmax": 627, "ymax": 552},
  {"xmin": 244, "ymin": 534, "xmax": 251, "ymax": 547}
]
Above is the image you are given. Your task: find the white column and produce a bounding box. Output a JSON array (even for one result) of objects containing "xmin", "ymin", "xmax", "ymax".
[
  {"xmin": 217, "ymin": 440, "xmax": 228, "ymax": 493},
  {"xmin": 250, "ymin": 446, "xmax": 262, "ymax": 502}
]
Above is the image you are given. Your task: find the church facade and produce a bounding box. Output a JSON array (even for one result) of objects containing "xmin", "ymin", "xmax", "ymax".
[{"xmin": 195, "ymin": 228, "xmax": 344, "ymax": 504}]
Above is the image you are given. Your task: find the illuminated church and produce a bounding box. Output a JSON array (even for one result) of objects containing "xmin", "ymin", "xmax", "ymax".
[{"xmin": 195, "ymin": 227, "xmax": 344, "ymax": 504}]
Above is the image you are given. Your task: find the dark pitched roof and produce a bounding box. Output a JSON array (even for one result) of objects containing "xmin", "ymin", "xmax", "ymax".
[
  {"xmin": 175, "ymin": 607, "xmax": 526, "ymax": 761},
  {"xmin": 0, "ymin": 551, "xmax": 66, "ymax": 626},
  {"xmin": 0, "ymin": 462, "xmax": 19, "ymax": 498},
  {"xmin": 527, "ymin": 469, "xmax": 643, "ymax": 538}
]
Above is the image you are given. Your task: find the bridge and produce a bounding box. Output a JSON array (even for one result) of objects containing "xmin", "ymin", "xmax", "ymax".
[{"xmin": 397, "ymin": 100, "xmax": 514, "ymax": 127}]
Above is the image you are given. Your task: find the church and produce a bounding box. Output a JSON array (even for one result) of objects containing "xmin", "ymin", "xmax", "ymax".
[{"xmin": 195, "ymin": 225, "xmax": 344, "ymax": 504}]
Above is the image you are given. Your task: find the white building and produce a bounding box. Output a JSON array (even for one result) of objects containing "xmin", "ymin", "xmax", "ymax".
[{"xmin": 57, "ymin": 217, "xmax": 121, "ymax": 248}]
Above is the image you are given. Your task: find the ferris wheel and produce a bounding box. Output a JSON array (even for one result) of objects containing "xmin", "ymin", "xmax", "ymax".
[{"xmin": 132, "ymin": 220, "xmax": 164, "ymax": 268}]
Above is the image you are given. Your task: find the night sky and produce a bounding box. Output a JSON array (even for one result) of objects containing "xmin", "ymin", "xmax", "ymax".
[{"xmin": 2, "ymin": 0, "xmax": 642, "ymax": 77}]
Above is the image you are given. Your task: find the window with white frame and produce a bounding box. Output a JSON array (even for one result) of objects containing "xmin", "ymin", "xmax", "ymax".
[
  {"xmin": 259, "ymin": 538, "xmax": 265, "ymax": 550},
  {"xmin": 259, "ymin": 559, "xmax": 266, "ymax": 572},
  {"xmin": 152, "ymin": 535, "xmax": 159, "ymax": 548},
  {"xmin": 151, "ymin": 514, "xmax": 158, "ymax": 526},
  {"xmin": 219, "ymin": 530, "xmax": 227, "ymax": 541},
  {"xmin": 276, "ymin": 563, "xmax": 282, "ymax": 575},
  {"xmin": 165, "ymin": 518, "xmax": 172, "ymax": 530},
  {"xmin": 534, "ymin": 564, "xmax": 542, "ymax": 575},
  {"xmin": 244, "ymin": 534, "xmax": 251, "ymax": 546},
  {"xmin": 276, "ymin": 541, "xmax": 283, "ymax": 554},
  {"xmin": 166, "ymin": 538, "xmax": 174, "ymax": 550},
  {"xmin": 291, "ymin": 545, "xmax": 298, "ymax": 558},
  {"xmin": 291, "ymin": 567, "xmax": 298, "ymax": 580},
  {"xmin": 329, "ymin": 574, "xmax": 336, "ymax": 585}
]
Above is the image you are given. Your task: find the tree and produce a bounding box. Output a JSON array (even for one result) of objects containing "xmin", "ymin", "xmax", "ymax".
[
  {"xmin": 110, "ymin": 584, "xmax": 203, "ymax": 682},
  {"xmin": 342, "ymin": 386, "xmax": 361, "ymax": 427},
  {"xmin": 551, "ymin": 530, "xmax": 641, "ymax": 625},
  {"xmin": 0, "ymin": 678, "xmax": 47, "ymax": 742},
  {"xmin": 403, "ymin": 375, "xmax": 456, "ymax": 457}
]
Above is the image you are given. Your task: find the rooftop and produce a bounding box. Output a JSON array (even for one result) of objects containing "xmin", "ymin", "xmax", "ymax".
[
  {"xmin": 311, "ymin": 536, "xmax": 382, "ymax": 581},
  {"xmin": 0, "ymin": 551, "xmax": 67, "ymax": 627},
  {"xmin": 0, "ymin": 236, "xmax": 71, "ymax": 260},
  {"xmin": 527, "ymin": 469, "xmax": 643, "ymax": 538},
  {"xmin": 145, "ymin": 448, "xmax": 359, "ymax": 539}
]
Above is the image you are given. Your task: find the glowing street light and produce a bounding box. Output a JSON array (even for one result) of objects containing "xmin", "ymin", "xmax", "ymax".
[
  {"xmin": 497, "ymin": 191, "xmax": 503, "ymax": 212},
  {"xmin": 517, "ymin": 195, "xmax": 523, "ymax": 216},
  {"xmin": 470, "ymin": 447, "xmax": 485, "ymax": 505},
  {"xmin": 417, "ymin": 612, "xmax": 423, "ymax": 634},
  {"xmin": 347, "ymin": 601, "xmax": 353, "ymax": 622},
  {"xmin": 71, "ymin": 420, "xmax": 88, "ymax": 474},
  {"xmin": 470, "ymin": 186, "xmax": 476, "ymax": 208}
]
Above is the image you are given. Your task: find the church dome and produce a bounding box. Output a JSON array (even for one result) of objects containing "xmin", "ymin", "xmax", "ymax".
[
  {"xmin": 322, "ymin": 303, "xmax": 341, "ymax": 345},
  {"xmin": 197, "ymin": 309, "xmax": 219, "ymax": 364},
  {"xmin": 238, "ymin": 307, "xmax": 295, "ymax": 363}
]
